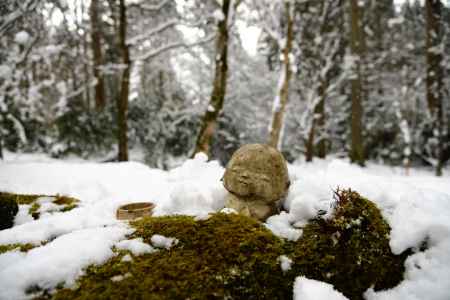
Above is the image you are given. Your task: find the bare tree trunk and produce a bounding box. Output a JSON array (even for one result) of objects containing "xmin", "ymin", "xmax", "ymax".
[
  {"xmin": 316, "ymin": 83, "xmax": 327, "ymax": 158},
  {"xmin": 349, "ymin": 0, "xmax": 365, "ymax": 166},
  {"xmin": 79, "ymin": 0, "xmax": 91, "ymax": 111},
  {"xmin": 118, "ymin": 0, "xmax": 129, "ymax": 161},
  {"xmin": 305, "ymin": 84, "xmax": 326, "ymax": 162},
  {"xmin": 305, "ymin": 2, "xmax": 336, "ymax": 161},
  {"xmin": 425, "ymin": 0, "xmax": 443, "ymax": 176},
  {"xmin": 268, "ymin": 2, "xmax": 294, "ymax": 150},
  {"xmin": 192, "ymin": 0, "xmax": 232, "ymax": 157},
  {"xmin": 90, "ymin": 0, "xmax": 106, "ymax": 110}
]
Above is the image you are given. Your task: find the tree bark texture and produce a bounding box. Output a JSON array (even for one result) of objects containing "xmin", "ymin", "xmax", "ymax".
[
  {"xmin": 118, "ymin": 0, "xmax": 129, "ymax": 161},
  {"xmin": 349, "ymin": 0, "xmax": 365, "ymax": 166},
  {"xmin": 425, "ymin": 0, "xmax": 443, "ymax": 176},
  {"xmin": 268, "ymin": 2, "xmax": 294, "ymax": 150},
  {"xmin": 193, "ymin": 0, "xmax": 231, "ymax": 157},
  {"xmin": 90, "ymin": 0, "xmax": 106, "ymax": 110}
]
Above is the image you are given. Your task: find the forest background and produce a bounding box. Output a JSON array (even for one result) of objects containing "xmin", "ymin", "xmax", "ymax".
[{"xmin": 0, "ymin": 0, "xmax": 449, "ymax": 176}]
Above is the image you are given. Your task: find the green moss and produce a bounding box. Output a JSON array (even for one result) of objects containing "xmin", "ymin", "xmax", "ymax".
[
  {"xmin": 0, "ymin": 192, "xmax": 42, "ymax": 205},
  {"xmin": 287, "ymin": 189, "xmax": 408, "ymax": 300},
  {"xmin": 48, "ymin": 214, "xmax": 291, "ymax": 300},
  {"xmin": 29, "ymin": 202, "xmax": 41, "ymax": 220},
  {"xmin": 37, "ymin": 190, "xmax": 411, "ymax": 300},
  {"xmin": 52, "ymin": 195, "xmax": 79, "ymax": 207},
  {"xmin": 0, "ymin": 193, "xmax": 79, "ymax": 221},
  {"xmin": 0, "ymin": 193, "xmax": 19, "ymax": 229},
  {"xmin": 0, "ymin": 243, "xmax": 36, "ymax": 254}
]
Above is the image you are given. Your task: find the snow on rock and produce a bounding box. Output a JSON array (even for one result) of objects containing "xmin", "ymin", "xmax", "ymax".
[
  {"xmin": 220, "ymin": 207, "xmax": 238, "ymax": 214},
  {"xmin": 151, "ymin": 234, "xmax": 178, "ymax": 250},
  {"xmin": 278, "ymin": 255, "xmax": 292, "ymax": 273},
  {"xmin": 14, "ymin": 204, "xmax": 33, "ymax": 226},
  {"xmin": 0, "ymin": 206, "xmax": 120, "ymax": 245},
  {"xmin": 265, "ymin": 212, "xmax": 302, "ymax": 241},
  {"xmin": 121, "ymin": 254, "xmax": 132, "ymax": 262},
  {"xmin": 36, "ymin": 196, "xmax": 63, "ymax": 216},
  {"xmin": 0, "ymin": 225, "xmax": 131, "ymax": 300},
  {"xmin": 293, "ymin": 276, "xmax": 349, "ymax": 300},
  {"xmin": 115, "ymin": 238, "xmax": 155, "ymax": 256},
  {"xmin": 283, "ymin": 158, "xmax": 450, "ymax": 300},
  {"xmin": 0, "ymin": 154, "xmax": 450, "ymax": 299},
  {"xmin": 111, "ymin": 273, "xmax": 131, "ymax": 282}
]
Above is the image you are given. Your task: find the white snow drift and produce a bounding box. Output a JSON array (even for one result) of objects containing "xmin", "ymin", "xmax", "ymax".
[{"xmin": 0, "ymin": 154, "xmax": 449, "ymax": 300}]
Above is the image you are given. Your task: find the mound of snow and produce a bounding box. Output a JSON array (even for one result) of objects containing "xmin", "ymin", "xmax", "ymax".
[
  {"xmin": 294, "ymin": 277, "xmax": 348, "ymax": 300},
  {"xmin": 115, "ymin": 238, "xmax": 155, "ymax": 256},
  {"xmin": 0, "ymin": 226, "xmax": 131, "ymax": 299}
]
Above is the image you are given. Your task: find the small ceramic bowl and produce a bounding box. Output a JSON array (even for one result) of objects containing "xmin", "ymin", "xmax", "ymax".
[{"xmin": 116, "ymin": 202, "xmax": 155, "ymax": 220}]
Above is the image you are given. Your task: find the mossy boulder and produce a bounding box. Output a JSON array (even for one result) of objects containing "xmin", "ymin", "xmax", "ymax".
[
  {"xmin": 0, "ymin": 243, "xmax": 36, "ymax": 254},
  {"xmin": 0, "ymin": 192, "xmax": 79, "ymax": 221},
  {"xmin": 38, "ymin": 190, "xmax": 409, "ymax": 300},
  {"xmin": 0, "ymin": 193, "xmax": 19, "ymax": 230},
  {"xmin": 48, "ymin": 214, "xmax": 291, "ymax": 300},
  {"xmin": 287, "ymin": 189, "xmax": 409, "ymax": 299}
]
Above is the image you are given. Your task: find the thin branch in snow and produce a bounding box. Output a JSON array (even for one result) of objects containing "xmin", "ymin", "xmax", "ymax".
[
  {"xmin": 133, "ymin": 33, "xmax": 216, "ymax": 62},
  {"xmin": 128, "ymin": 0, "xmax": 171, "ymax": 12}
]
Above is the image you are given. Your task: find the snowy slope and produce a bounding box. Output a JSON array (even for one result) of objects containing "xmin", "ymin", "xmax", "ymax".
[{"xmin": 0, "ymin": 154, "xmax": 449, "ymax": 299}]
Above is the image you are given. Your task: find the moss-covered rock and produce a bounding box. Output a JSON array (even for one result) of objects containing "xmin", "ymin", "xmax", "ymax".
[
  {"xmin": 0, "ymin": 192, "xmax": 42, "ymax": 205},
  {"xmin": 287, "ymin": 189, "xmax": 409, "ymax": 300},
  {"xmin": 49, "ymin": 214, "xmax": 291, "ymax": 300},
  {"xmin": 0, "ymin": 243, "xmax": 36, "ymax": 254},
  {"xmin": 38, "ymin": 190, "xmax": 410, "ymax": 300},
  {"xmin": 0, "ymin": 192, "xmax": 79, "ymax": 221},
  {"xmin": 0, "ymin": 193, "xmax": 19, "ymax": 230}
]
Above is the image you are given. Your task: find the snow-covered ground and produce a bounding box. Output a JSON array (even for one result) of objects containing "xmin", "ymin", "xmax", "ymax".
[{"xmin": 0, "ymin": 153, "xmax": 449, "ymax": 300}]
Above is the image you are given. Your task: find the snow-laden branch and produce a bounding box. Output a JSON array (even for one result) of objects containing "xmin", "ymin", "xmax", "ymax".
[
  {"xmin": 0, "ymin": 0, "xmax": 40, "ymax": 35},
  {"xmin": 127, "ymin": 19, "xmax": 178, "ymax": 45},
  {"xmin": 127, "ymin": 19, "xmax": 206, "ymax": 46},
  {"xmin": 133, "ymin": 33, "xmax": 216, "ymax": 62},
  {"xmin": 252, "ymin": 0, "xmax": 281, "ymax": 43},
  {"xmin": 66, "ymin": 79, "xmax": 98, "ymax": 100},
  {"xmin": 128, "ymin": 0, "xmax": 171, "ymax": 11}
]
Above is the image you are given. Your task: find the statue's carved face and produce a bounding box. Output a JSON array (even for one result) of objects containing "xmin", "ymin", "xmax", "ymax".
[
  {"xmin": 223, "ymin": 144, "xmax": 289, "ymax": 203},
  {"xmin": 225, "ymin": 165, "xmax": 273, "ymax": 199}
]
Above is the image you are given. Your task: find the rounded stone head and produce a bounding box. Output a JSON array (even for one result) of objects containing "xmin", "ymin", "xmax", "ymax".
[{"xmin": 222, "ymin": 144, "xmax": 290, "ymax": 220}]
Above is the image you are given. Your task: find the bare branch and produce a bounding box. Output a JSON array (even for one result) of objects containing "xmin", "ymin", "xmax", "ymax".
[
  {"xmin": 0, "ymin": 0, "xmax": 40, "ymax": 35},
  {"xmin": 133, "ymin": 33, "xmax": 216, "ymax": 62},
  {"xmin": 128, "ymin": 0, "xmax": 171, "ymax": 11}
]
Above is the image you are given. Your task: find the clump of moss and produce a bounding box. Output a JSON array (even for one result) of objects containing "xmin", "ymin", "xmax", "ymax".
[
  {"xmin": 52, "ymin": 195, "xmax": 79, "ymax": 207},
  {"xmin": 0, "ymin": 193, "xmax": 79, "ymax": 220},
  {"xmin": 0, "ymin": 194, "xmax": 19, "ymax": 229},
  {"xmin": 287, "ymin": 189, "xmax": 408, "ymax": 300},
  {"xmin": 0, "ymin": 243, "xmax": 36, "ymax": 254},
  {"xmin": 49, "ymin": 214, "xmax": 291, "ymax": 300},
  {"xmin": 0, "ymin": 192, "xmax": 42, "ymax": 205},
  {"xmin": 37, "ymin": 190, "xmax": 411, "ymax": 300}
]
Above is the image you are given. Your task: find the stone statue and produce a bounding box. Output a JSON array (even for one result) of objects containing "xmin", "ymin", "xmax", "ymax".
[{"xmin": 222, "ymin": 144, "xmax": 290, "ymax": 221}]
